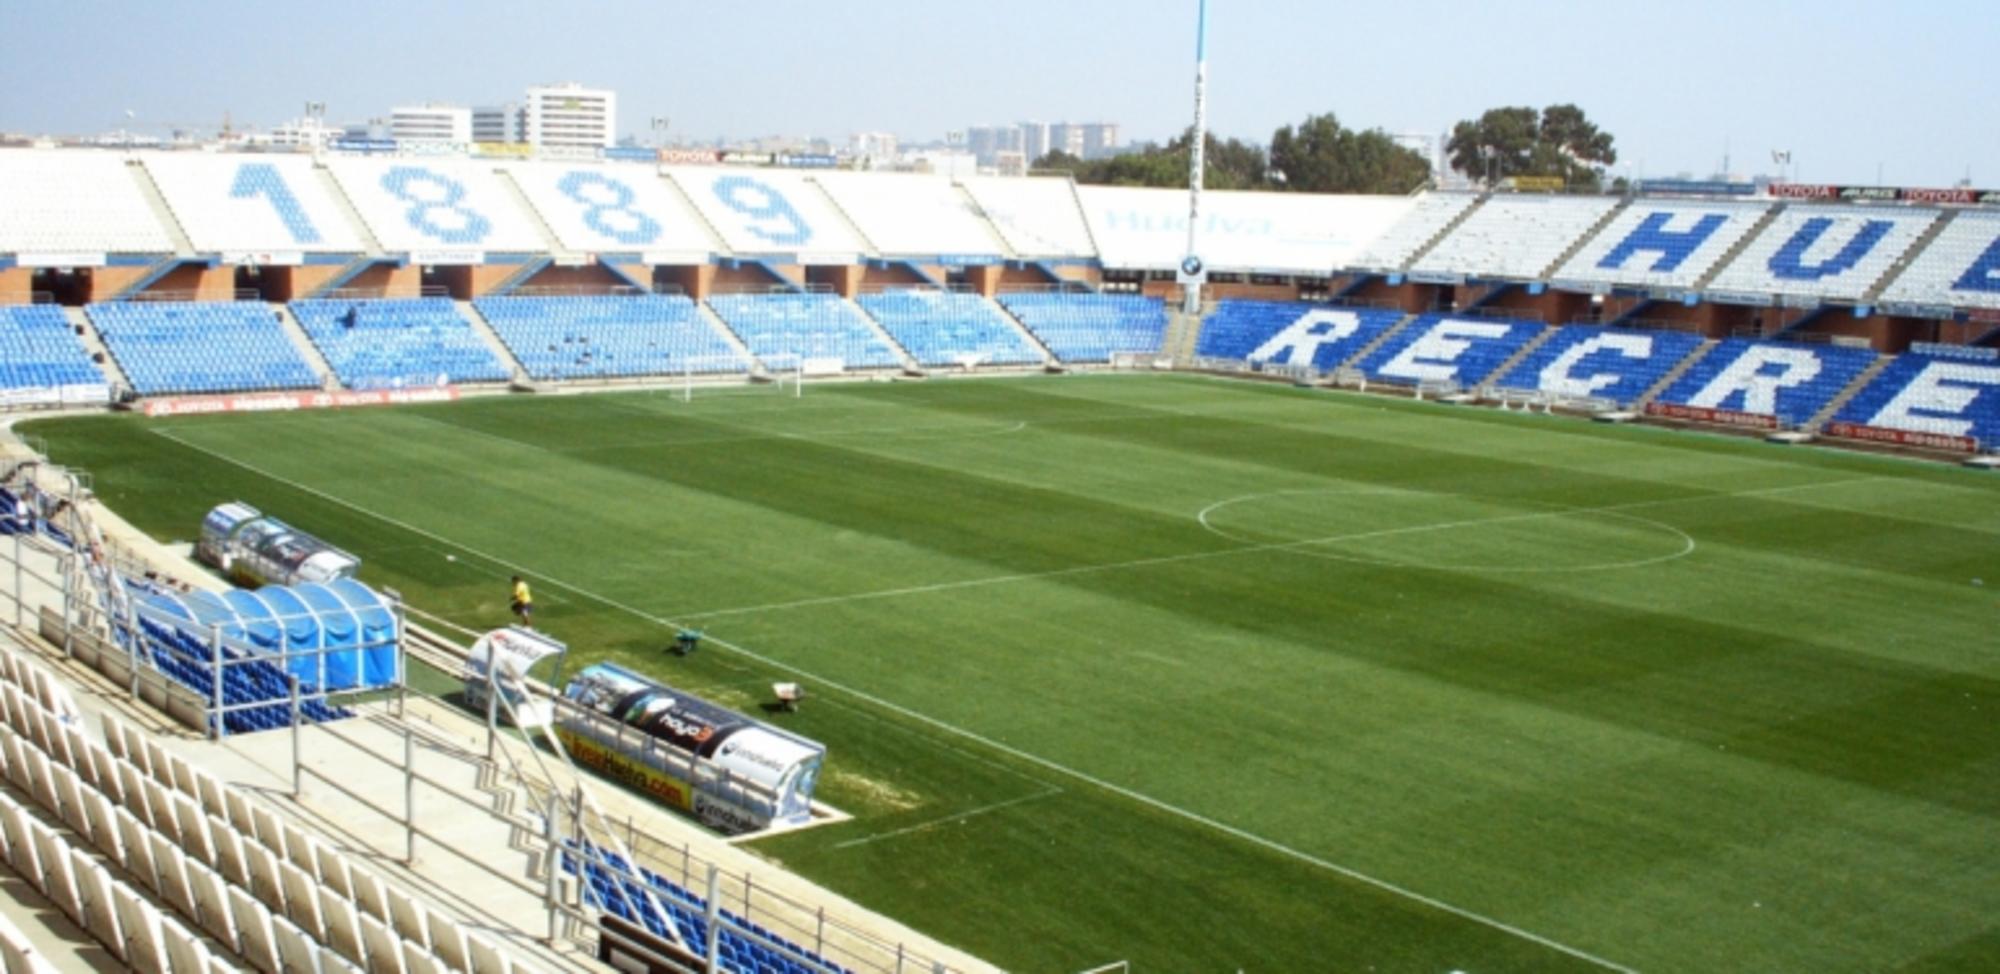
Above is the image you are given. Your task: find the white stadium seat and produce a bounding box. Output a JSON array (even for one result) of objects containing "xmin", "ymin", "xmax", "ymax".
[
  {"xmin": 1879, "ymin": 210, "xmax": 2000, "ymax": 310},
  {"xmin": 666, "ymin": 167, "xmax": 870, "ymax": 259},
  {"xmin": 958, "ymin": 176, "xmax": 1098, "ymax": 258},
  {"xmin": 1413, "ymin": 195, "xmax": 1621, "ymax": 280},
  {"xmin": 1349, "ymin": 193, "xmax": 1480, "ymax": 271},
  {"xmin": 325, "ymin": 156, "xmax": 547, "ymax": 254},
  {"xmin": 1553, "ymin": 199, "xmax": 1774, "ymax": 289},
  {"xmin": 504, "ymin": 160, "xmax": 720, "ymax": 257},
  {"xmin": 139, "ymin": 152, "xmax": 366, "ymax": 253},
  {"xmin": 815, "ymin": 171, "xmax": 1008, "ymax": 257},
  {"xmin": 1707, "ymin": 204, "xmax": 1940, "ymax": 303},
  {"xmin": 0, "ymin": 148, "xmax": 175, "ymax": 255}
]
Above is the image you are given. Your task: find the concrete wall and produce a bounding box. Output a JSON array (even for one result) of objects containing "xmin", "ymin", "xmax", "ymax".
[
  {"xmin": 140, "ymin": 264, "xmax": 236, "ymax": 301},
  {"xmin": 342, "ymin": 263, "xmax": 423, "ymax": 298},
  {"xmin": 0, "ymin": 269, "xmax": 32, "ymax": 304},
  {"xmin": 1206, "ymin": 282, "xmax": 1303, "ymax": 302},
  {"xmin": 81, "ymin": 267, "xmax": 155, "ymax": 303},
  {"xmin": 656, "ymin": 265, "xmax": 716, "ymax": 300},
  {"xmin": 806, "ymin": 265, "xmax": 865, "ymax": 297}
]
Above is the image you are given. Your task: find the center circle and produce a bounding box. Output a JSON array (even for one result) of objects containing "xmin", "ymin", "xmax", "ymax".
[{"xmin": 1196, "ymin": 487, "xmax": 1695, "ymax": 574}]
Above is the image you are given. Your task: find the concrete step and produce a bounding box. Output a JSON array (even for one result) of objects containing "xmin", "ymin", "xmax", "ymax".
[
  {"xmin": 127, "ymin": 160, "xmax": 195, "ymax": 256},
  {"xmin": 453, "ymin": 300, "xmax": 529, "ymax": 382},
  {"xmin": 1635, "ymin": 337, "xmax": 1718, "ymax": 409},
  {"xmin": 1865, "ymin": 209, "xmax": 1959, "ymax": 304},
  {"xmin": 1336, "ymin": 312, "xmax": 1421, "ymax": 371},
  {"xmin": 1400, "ymin": 194, "xmax": 1489, "ymax": 272},
  {"xmin": 1540, "ymin": 197, "xmax": 1632, "ymax": 279},
  {"xmin": 1694, "ymin": 203, "xmax": 1786, "ymax": 292},
  {"xmin": 694, "ymin": 302, "xmax": 761, "ymax": 371},
  {"xmin": 314, "ymin": 165, "xmax": 384, "ymax": 256},
  {"xmin": 989, "ymin": 296, "xmax": 1059, "ymax": 367},
  {"xmin": 269, "ymin": 303, "xmax": 340, "ymax": 390},
  {"xmin": 63, "ymin": 307, "xmax": 130, "ymax": 393},
  {"xmin": 1482, "ymin": 323, "xmax": 1561, "ymax": 391},
  {"xmin": 1806, "ymin": 352, "xmax": 1896, "ymax": 430},
  {"xmin": 844, "ymin": 297, "xmax": 920, "ymax": 372}
]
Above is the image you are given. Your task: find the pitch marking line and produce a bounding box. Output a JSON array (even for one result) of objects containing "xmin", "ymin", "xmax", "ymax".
[
  {"xmin": 831, "ymin": 787, "xmax": 1064, "ymax": 850},
  {"xmin": 149, "ymin": 425, "xmax": 1647, "ymax": 972},
  {"xmin": 680, "ymin": 477, "xmax": 1872, "ymax": 621}
]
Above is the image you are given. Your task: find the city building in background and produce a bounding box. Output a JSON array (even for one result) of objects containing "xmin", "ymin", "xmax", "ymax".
[
  {"xmin": 522, "ymin": 82, "xmax": 616, "ymax": 149},
  {"xmin": 389, "ymin": 104, "xmax": 471, "ymax": 144}
]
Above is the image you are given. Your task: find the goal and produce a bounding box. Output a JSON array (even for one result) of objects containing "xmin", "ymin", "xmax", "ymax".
[{"xmin": 677, "ymin": 354, "xmax": 802, "ymax": 403}]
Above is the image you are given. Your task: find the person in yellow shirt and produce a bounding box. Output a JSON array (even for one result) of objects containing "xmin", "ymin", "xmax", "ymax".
[{"xmin": 510, "ymin": 575, "xmax": 533, "ymax": 628}]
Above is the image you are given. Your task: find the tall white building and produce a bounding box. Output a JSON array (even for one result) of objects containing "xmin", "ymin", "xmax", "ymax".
[
  {"xmin": 1019, "ymin": 122, "xmax": 1049, "ymax": 163},
  {"xmin": 389, "ymin": 104, "xmax": 471, "ymax": 144},
  {"xmin": 472, "ymin": 104, "xmax": 523, "ymax": 144},
  {"xmin": 523, "ymin": 82, "xmax": 616, "ymax": 149},
  {"xmin": 1079, "ymin": 122, "xmax": 1121, "ymax": 160}
]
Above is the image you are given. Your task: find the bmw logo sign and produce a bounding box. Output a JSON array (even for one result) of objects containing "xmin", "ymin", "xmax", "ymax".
[{"xmin": 1180, "ymin": 255, "xmax": 1205, "ymax": 277}]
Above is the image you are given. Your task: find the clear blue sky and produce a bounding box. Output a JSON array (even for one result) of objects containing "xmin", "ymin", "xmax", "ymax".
[{"xmin": 1, "ymin": 0, "xmax": 1993, "ymax": 186}]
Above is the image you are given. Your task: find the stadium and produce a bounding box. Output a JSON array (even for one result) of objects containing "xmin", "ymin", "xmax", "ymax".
[{"xmin": 0, "ymin": 6, "xmax": 1997, "ymax": 974}]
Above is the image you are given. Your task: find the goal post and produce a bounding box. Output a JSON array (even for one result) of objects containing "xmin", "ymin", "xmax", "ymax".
[{"xmin": 677, "ymin": 354, "xmax": 801, "ymax": 403}]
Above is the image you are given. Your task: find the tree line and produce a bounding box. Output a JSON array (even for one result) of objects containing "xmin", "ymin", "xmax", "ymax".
[{"xmin": 1033, "ymin": 104, "xmax": 1617, "ymax": 195}]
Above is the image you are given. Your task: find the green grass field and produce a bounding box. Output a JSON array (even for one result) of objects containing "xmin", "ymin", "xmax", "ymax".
[{"xmin": 28, "ymin": 374, "xmax": 2000, "ymax": 973}]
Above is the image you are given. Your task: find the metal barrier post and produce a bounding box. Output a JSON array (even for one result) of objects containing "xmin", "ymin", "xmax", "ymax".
[
  {"xmin": 485, "ymin": 654, "xmax": 499, "ymax": 761},
  {"xmin": 703, "ymin": 865, "xmax": 722, "ymax": 974},
  {"xmin": 210, "ymin": 623, "xmax": 226, "ymax": 740},
  {"xmin": 291, "ymin": 675, "xmax": 303, "ymax": 798},
  {"xmin": 544, "ymin": 795, "xmax": 561, "ymax": 944},
  {"xmin": 59, "ymin": 552, "xmax": 75, "ymax": 658},
  {"xmin": 404, "ymin": 722, "xmax": 417, "ymax": 863}
]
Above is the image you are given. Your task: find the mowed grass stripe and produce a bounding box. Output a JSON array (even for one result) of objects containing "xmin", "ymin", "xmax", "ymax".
[
  {"xmin": 29, "ymin": 374, "xmax": 2000, "ymax": 973},
  {"xmin": 143, "ymin": 414, "xmax": 1641, "ymax": 974}
]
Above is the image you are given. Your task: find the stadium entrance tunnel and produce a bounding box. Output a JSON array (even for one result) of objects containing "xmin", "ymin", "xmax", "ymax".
[{"xmin": 1196, "ymin": 487, "xmax": 1695, "ymax": 574}]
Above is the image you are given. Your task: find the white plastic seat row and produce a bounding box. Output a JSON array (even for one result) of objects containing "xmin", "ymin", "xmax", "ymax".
[
  {"xmin": 0, "ymin": 651, "xmax": 493, "ymax": 974},
  {"xmin": 96, "ymin": 711, "xmax": 531, "ymax": 974},
  {"xmin": 0, "ymin": 755, "xmax": 228, "ymax": 973}
]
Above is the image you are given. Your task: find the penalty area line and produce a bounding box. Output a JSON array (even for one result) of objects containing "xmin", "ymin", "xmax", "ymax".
[{"xmin": 149, "ymin": 425, "xmax": 1642, "ymax": 974}]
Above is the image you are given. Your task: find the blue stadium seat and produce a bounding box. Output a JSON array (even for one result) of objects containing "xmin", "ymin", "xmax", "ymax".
[
  {"xmin": 0, "ymin": 305, "xmax": 107, "ymax": 393},
  {"xmin": 706, "ymin": 294, "xmax": 901, "ymax": 370},
  {"xmin": 995, "ymin": 293, "xmax": 1167, "ymax": 363},
  {"xmin": 559, "ymin": 840, "xmax": 850, "ymax": 974},
  {"xmin": 290, "ymin": 298, "xmax": 509, "ymax": 389},
  {"xmin": 856, "ymin": 290, "xmax": 1040, "ymax": 367},
  {"xmin": 1196, "ymin": 300, "xmax": 1404, "ymax": 371},
  {"xmin": 86, "ymin": 301, "xmax": 319, "ymax": 395},
  {"xmin": 1655, "ymin": 338, "xmax": 1877, "ymax": 427},
  {"xmin": 1354, "ymin": 314, "xmax": 1546, "ymax": 387},
  {"xmin": 1834, "ymin": 349, "xmax": 2000, "ymax": 445},
  {"xmin": 474, "ymin": 294, "xmax": 748, "ymax": 381},
  {"xmin": 1494, "ymin": 325, "xmax": 1707, "ymax": 405}
]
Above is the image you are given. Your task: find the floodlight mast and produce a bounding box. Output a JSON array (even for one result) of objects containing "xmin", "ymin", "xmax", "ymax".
[{"xmin": 1180, "ymin": 0, "xmax": 1211, "ymax": 315}]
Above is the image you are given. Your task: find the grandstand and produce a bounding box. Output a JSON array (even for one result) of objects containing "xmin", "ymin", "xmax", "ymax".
[
  {"xmin": 291, "ymin": 298, "xmax": 510, "ymax": 389},
  {"xmin": 856, "ymin": 290, "xmax": 1042, "ymax": 368},
  {"xmin": 707, "ymin": 292, "xmax": 903, "ymax": 369},
  {"xmin": 86, "ymin": 301, "xmax": 321, "ymax": 396},
  {"xmin": 1355, "ymin": 314, "xmax": 1548, "ymax": 388},
  {"xmin": 1493, "ymin": 324, "xmax": 1707, "ymax": 406},
  {"xmin": 475, "ymin": 293, "xmax": 749, "ymax": 380},
  {"xmin": 1706, "ymin": 205, "xmax": 1941, "ymax": 303},
  {"xmin": 0, "ymin": 149, "xmax": 176, "ymax": 256},
  {"xmin": 1195, "ymin": 300, "xmax": 1405, "ymax": 372},
  {"xmin": 998, "ymin": 292, "xmax": 1168, "ymax": 363},
  {"xmin": 0, "ymin": 305, "xmax": 109, "ymax": 405},
  {"xmin": 1879, "ymin": 210, "xmax": 2000, "ymax": 310},
  {"xmin": 3, "ymin": 135, "xmax": 2000, "ymax": 974},
  {"xmin": 1833, "ymin": 345, "xmax": 2000, "ymax": 443},
  {"xmin": 1411, "ymin": 195, "xmax": 1621, "ymax": 281},
  {"xmin": 1653, "ymin": 337, "xmax": 1879, "ymax": 427},
  {"xmin": 1552, "ymin": 199, "xmax": 1774, "ymax": 290}
]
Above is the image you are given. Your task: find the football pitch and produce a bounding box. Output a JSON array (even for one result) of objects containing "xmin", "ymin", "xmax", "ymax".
[{"xmin": 29, "ymin": 374, "xmax": 2000, "ymax": 973}]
